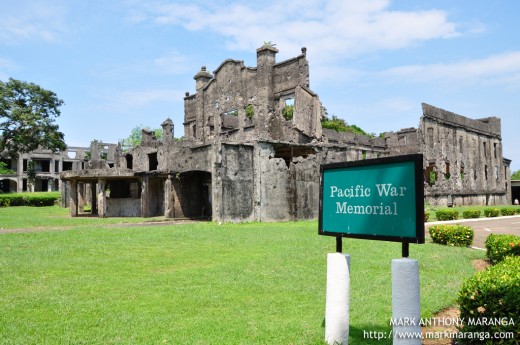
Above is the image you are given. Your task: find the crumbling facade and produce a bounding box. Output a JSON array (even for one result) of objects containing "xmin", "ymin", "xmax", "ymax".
[
  {"xmin": 61, "ymin": 45, "xmax": 511, "ymax": 221},
  {"xmin": 0, "ymin": 146, "xmax": 91, "ymax": 193},
  {"xmin": 386, "ymin": 103, "xmax": 511, "ymax": 206}
]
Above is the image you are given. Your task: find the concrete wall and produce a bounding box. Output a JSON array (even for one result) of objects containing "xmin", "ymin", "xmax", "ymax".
[{"xmin": 106, "ymin": 198, "xmax": 141, "ymax": 217}]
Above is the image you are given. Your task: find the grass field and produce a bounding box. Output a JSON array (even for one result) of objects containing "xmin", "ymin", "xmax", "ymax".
[{"xmin": 0, "ymin": 206, "xmax": 485, "ymax": 344}]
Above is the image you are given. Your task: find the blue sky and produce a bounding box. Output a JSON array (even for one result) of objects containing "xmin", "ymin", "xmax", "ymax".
[{"xmin": 1, "ymin": 0, "xmax": 519, "ymax": 170}]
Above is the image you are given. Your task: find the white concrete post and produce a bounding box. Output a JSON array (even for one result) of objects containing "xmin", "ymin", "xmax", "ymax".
[
  {"xmin": 325, "ymin": 253, "xmax": 350, "ymax": 345},
  {"xmin": 392, "ymin": 258, "xmax": 421, "ymax": 345}
]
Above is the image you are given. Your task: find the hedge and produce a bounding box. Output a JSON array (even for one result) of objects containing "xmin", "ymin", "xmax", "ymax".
[
  {"xmin": 435, "ymin": 209, "xmax": 459, "ymax": 221},
  {"xmin": 483, "ymin": 208, "xmax": 500, "ymax": 217},
  {"xmin": 458, "ymin": 256, "xmax": 520, "ymax": 344},
  {"xmin": 428, "ymin": 224, "xmax": 474, "ymax": 247},
  {"xmin": 0, "ymin": 192, "xmax": 60, "ymax": 207},
  {"xmin": 462, "ymin": 209, "xmax": 481, "ymax": 219},
  {"xmin": 424, "ymin": 210, "xmax": 430, "ymax": 222},
  {"xmin": 500, "ymin": 207, "xmax": 517, "ymax": 216},
  {"xmin": 485, "ymin": 234, "xmax": 520, "ymax": 264}
]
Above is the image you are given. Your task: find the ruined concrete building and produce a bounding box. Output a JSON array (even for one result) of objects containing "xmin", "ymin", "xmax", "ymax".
[
  {"xmin": 386, "ymin": 103, "xmax": 511, "ymax": 206},
  {"xmin": 61, "ymin": 45, "xmax": 511, "ymax": 221}
]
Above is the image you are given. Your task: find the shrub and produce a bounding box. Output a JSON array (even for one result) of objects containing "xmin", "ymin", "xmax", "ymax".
[
  {"xmin": 458, "ymin": 256, "xmax": 520, "ymax": 344},
  {"xmin": 428, "ymin": 224, "xmax": 474, "ymax": 247},
  {"xmin": 0, "ymin": 192, "xmax": 60, "ymax": 207},
  {"xmin": 483, "ymin": 208, "xmax": 500, "ymax": 217},
  {"xmin": 500, "ymin": 207, "xmax": 517, "ymax": 216},
  {"xmin": 485, "ymin": 234, "xmax": 520, "ymax": 264},
  {"xmin": 462, "ymin": 210, "xmax": 481, "ymax": 219},
  {"xmin": 424, "ymin": 210, "xmax": 430, "ymax": 222},
  {"xmin": 435, "ymin": 209, "xmax": 459, "ymax": 221}
]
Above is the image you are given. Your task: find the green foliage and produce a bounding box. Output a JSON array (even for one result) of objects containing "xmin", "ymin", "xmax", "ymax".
[
  {"xmin": 120, "ymin": 125, "xmax": 163, "ymax": 150},
  {"xmin": 511, "ymin": 169, "xmax": 520, "ymax": 180},
  {"xmin": 26, "ymin": 160, "xmax": 36, "ymax": 188},
  {"xmin": 281, "ymin": 104, "xmax": 293, "ymax": 120},
  {"xmin": 0, "ymin": 192, "xmax": 60, "ymax": 207},
  {"xmin": 500, "ymin": 207, "xmax": 517, "ymax": 216},
  {"xmin": 485, "ymin": 234, "xmax": 520, "ymax": 263},
  {"xmin": 424, "ymin": 210, "xmax": 430, "ymax": 222},
  {"xmin": 429, "ymin": 224, "xmax": 474, "ymax": 246},
  {"xmin": 245, "ymin": 104, "xmax": 254, "ymax": 118},
  {"xmin": 0, "ymin": 161, "xmax": 15, "ymax": 174},
  {"xmin": 483, "ymin": 208, "xmax": 500, "ymax": 217},
  {"xmin": 0, "ymin": 78, "xmax": 66, "ymax": 157},
  {"xmin": 435, "ymin": 209, "xmax": 459, "ymax": 220},
  {"xmin": 429, "ymin": 171, "xmax": 437, "ymax": 185},
  {"xmin": 462, "ymin": 209, "xmax": 481, "ymax": 219},
  {"xmin": 458, "ymin": 256, "xmax": 520, "ymax": 344},
  {"xmin": 321, "ymin": 114, "xmax": 375, "ymax": 137}
]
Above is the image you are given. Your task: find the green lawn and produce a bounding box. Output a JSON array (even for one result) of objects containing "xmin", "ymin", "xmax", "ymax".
[{"xmin": 0, "ymin": 207, "xmax": 485, "ymax": 344}]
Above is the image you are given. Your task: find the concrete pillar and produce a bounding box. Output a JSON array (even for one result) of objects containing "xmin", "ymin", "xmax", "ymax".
[
  {"xmin": 164, "ymin": 175, "xmax": 174, "ymax": 218},
  {"xmin": 97, "ymin": 179, "xmax": 106, "ymax": 218},
  {"xmin": 90, "ymin": 183, "xmax": 97, "ymax": 214},
  {"xmin": 69, "ymin": 179, "xmax": 78, "ymax": 217},
  {"xmin": 325, "ymin": 253, "xmax": 350, "ymax": 345},
  {"xmin": 392, "ymin": 259, "xmax": 421, "ymax": 345},
  {"xmin": 141, "ymin": 175, "xmax": 149, "ymax": 217},
  {"xmin": 78, "ymin": 183, "xmax": 85, "ymax": 213}
]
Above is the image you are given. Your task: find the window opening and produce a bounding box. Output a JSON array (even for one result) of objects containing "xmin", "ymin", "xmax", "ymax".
[
  {"xmin": 148, "ymin": 152, "xmax": 158, "ymax": 171},
  {"xmin": 126, "ymin": 154, "xmax": 133, "ymax": 169},
  {"xmin": 221, "ymin": 109, "xmax": 239, "ymax": 131},
  {"xmin": 282, "ymin": 98, "xmax": 294, "ymax": 121},
  {"xmin": 427, "ymin": 128, "xmax": 434, "ymax": 146}
]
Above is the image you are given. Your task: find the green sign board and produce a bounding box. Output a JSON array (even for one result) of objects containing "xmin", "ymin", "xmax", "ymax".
[{"xmin": 319, "ymin": 154, "xmax": 424, "ymax": 243}]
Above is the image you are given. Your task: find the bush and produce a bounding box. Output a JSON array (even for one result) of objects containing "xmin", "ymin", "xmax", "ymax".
[
  {"xmin": 435, "ymin": 209, "xmax": 459, "ymax": 221},
  {"xmin": 458, "ymin": 256, "xmax": 520, "ymax": 344},
  {"xmin": 429, "ymin": 224, "xmax": 474, "ymax": 247},
  {"xmin": 424, "ymin": 210, "xmax": 430, "ymax": 222},
  {"xmin": 485, "ymin": 234, "xmax": 520, "ymax": 263},
  {"xmin": 500, "ymin": 207, "xmax": 517, "ymax": 216},
  {"xmin": 0, "ymin": 192, "xmax": 60, "ymax": 207},
  {"xmin": 462, "ymin": 210, "xmax": 481, "ymax": 219},
  {"xmin": 483, "ymin": 208, "xmax": 500, "ymax": 217}
]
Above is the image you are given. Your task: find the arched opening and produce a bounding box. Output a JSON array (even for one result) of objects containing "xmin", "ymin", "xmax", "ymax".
[{"xmin": 0, "ymin": 179, "xmax": 17, "ymax": 193}]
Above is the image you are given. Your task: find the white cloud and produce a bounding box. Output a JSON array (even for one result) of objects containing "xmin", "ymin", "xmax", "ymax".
[
  {"xmin": 382, "ymin": 51, "xmax": 520, "ymax": 87},
  {"xmin": 131, "ymin": 0, "xmax": 458, "ymax": 63},
  {"xmin": 0, "ymin": 2, "xmax": 68, "ymax": 44}
]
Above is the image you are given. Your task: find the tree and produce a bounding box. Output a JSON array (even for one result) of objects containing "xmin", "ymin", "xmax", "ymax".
[
  {"xmin": 120, "ymin": 125, "xmax": 163, "ymax": 150},
  {"xmin": 0, "ymin": 78, "xmax": 66, "ymax": 157},
  {"xmin": 511, "ymin": 170, "xmax": 520, "ymax": 180},
  {"xmin": 321, "ymin": 113, "xmax": 375, "ymax": 137}
]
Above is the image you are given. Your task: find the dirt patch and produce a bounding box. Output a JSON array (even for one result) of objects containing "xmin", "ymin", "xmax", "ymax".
[
  {"xmin": 422, "ymin": 307, "xmax": 460, "ymax": 345},
  {"xmin": 471, "ymin": 258, "xmax": 491, "ymax": 271}
]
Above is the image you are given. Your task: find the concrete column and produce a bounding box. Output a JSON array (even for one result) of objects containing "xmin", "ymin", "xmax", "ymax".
[
  {"xmin": 90, "ymin": 183, "xmax": 97, "ymax": 214},
  {"xmin": 78, "ymin": 183, "xmax": 85, "ymax": 213},
  {"xmin": 97, "ymin": 179, "xmax": 106, "ymax": 218},
  {"xmin": 141, "ymin": 175, "xmax": 149, "ymax": 217},
  {"xmin": 164, "ymin": 175, "xmax": 174, "ymax": 218},
  {"xmin": 392, "ymin": 258, "xmax": 421, "ymax": 345},
  {"xmin": 325, "ymin": 253, "xmax": 350, "ymax": 345},
  {"xmin": 69, "ymin": 179, "xmax": 78, "ymax": 217}
]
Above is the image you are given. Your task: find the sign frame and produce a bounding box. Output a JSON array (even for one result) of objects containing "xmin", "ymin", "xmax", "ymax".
[{"xmin": 319, "ymin": 154, "xmax": 425, "ymax": 244}]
